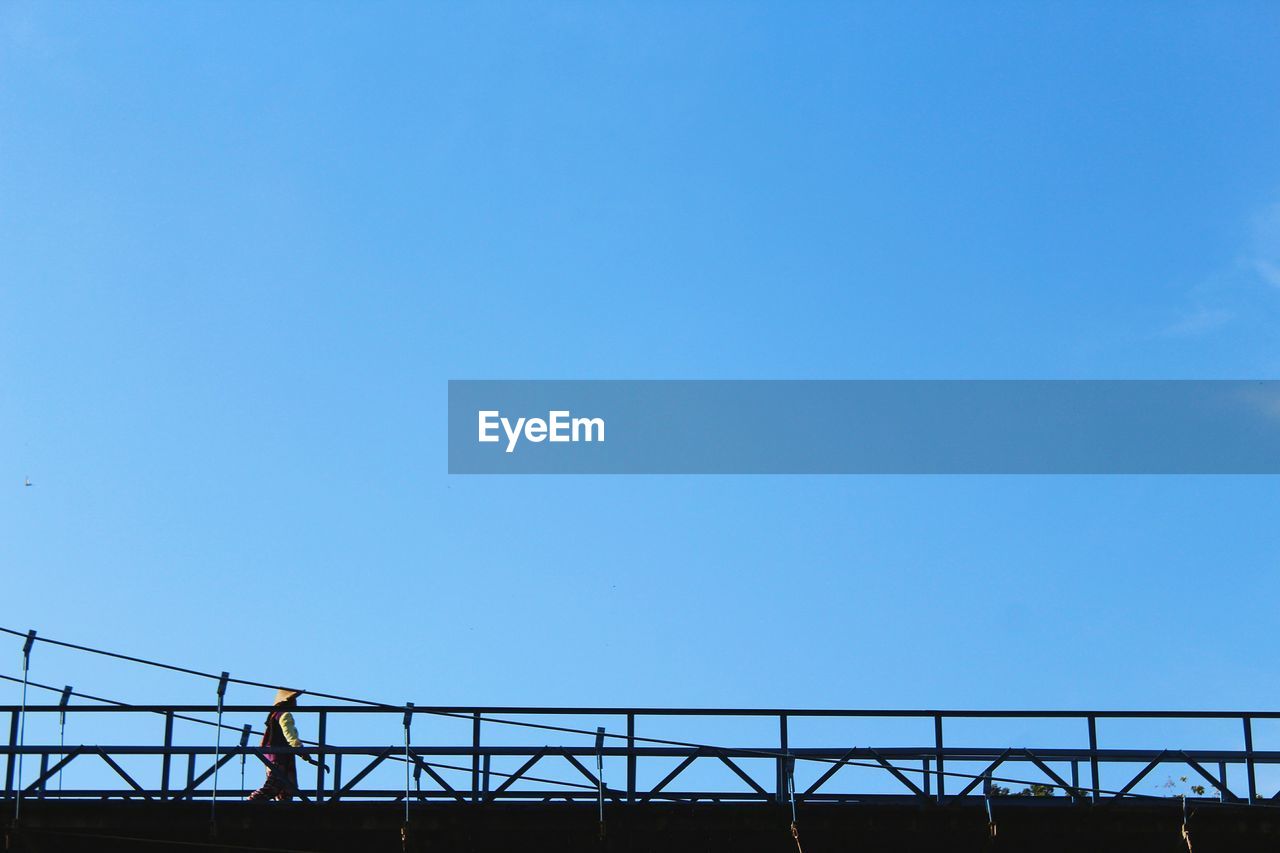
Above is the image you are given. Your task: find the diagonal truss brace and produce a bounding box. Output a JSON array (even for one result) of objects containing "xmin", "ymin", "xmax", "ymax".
[
  {"xmin": 483, "ymin": 748, "xmax": 549, "ymax": 803},
  {"xmin": 558, "ymin": 748, "xmax": 623, "ymax": 805},
  {"xmin": 715, "ymin": 752, "xmax": 769, "ymax": 798},
  {"xmin": 1111, "ymin": 750, "xmax": 1170, "ymax": 800},
  {"xmin": 95, "ymin": 747, "xmax": 151, "ymax": 800},
  {"xmin": 953, "ymin": 749, "xmax": 1013, "ymax": 799},
  {"xmin": 1022, "ymin": 749, "xmax": 1087, "ymax": 799},
  {"xmin": 407, "ymin": 749, "xmax": 466, "ymax": 803},
  {"xmin": 804, "ymin": 746, "xmax": 860, "ymax": 797},
  {"xmin": 175, "ymin": 751, "xmax": 241, "ymax": 801},
  {"xmin": 22, "ymin": 746, "xmax": 85, "ymax": 794},
  {"xmin": 1178, "ymin": 751, "xmax": 1238, "ymax": 802},
  {"xmin": 868, "ymin": 749, "xmax": 929, "ymax": 801},
  {"xmin": 332, "ymin": 747, "xmax": 395, "ymax": 801}
]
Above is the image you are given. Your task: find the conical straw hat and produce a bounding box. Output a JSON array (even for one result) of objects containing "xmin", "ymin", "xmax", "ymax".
[{"xmin": 274, "ymin": 687, "xmax": 302, "ymax": 705}]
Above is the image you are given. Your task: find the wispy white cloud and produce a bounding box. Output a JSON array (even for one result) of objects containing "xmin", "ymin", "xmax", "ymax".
[
  {"xmin": 1234, "ymin": 384, "xmax": 1280, "ymax": 424},
  {"xmin": 1248, "ymin": 203, "xmax": 1280, "ymax": 290},
  {"xmin": 1255, "ymin": 259, "xmax": 1280, "ymax": 289},
  {"xmin": 1160, "ymin": 306, "xmax": 1234, "ymax": 338},
  {"xmin": 1161, "ymin": 201, "xmax": 1280, "ymax": 338}
]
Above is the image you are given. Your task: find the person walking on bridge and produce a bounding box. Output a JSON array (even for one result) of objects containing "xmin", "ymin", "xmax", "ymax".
[{"xmin": 248, "ymin": 688, "xmax": 326, "ymax": 801}]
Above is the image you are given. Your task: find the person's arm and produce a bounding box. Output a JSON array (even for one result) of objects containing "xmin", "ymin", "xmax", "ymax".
[
  {"xmin": 278, "ymin": 710, "xmax": 328, "ymax": 770},
  {"xmin": 278, "ymin": 711, "xmax": 304, "ymax": 748}
]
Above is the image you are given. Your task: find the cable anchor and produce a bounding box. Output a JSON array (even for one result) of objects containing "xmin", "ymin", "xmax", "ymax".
[
  {"xmin": 984, "ymin": 773, "xmax": 998, "ymax": 839},
  {"xmin": 786, "ymin": 755, "xmax": 803, "ymax": 853},
  {"xmin": 57, "ymin": 685, "xmax": 72, "ymax": 794},
  {"xmin": 1181, "ymin": 794, "xmax": 1193, "ymax": 853},
  {"xmin": 210, "ymin": 670, "xmax": 230, "ymax": 831},
  {"xmin": 596, "ymin": 726, "xmax": 607, "ymax": 841},
  {"xmin": 403, "ymin": 702, "xmax": 414, "ymax": 830},
  {"xmin": 14, "ymin": 630, "xmax": 36, "ymax": 823}
]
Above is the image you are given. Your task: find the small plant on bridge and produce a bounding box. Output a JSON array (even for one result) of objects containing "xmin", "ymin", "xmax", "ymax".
[
  {"xmin": 987, "ymin": 783, "xmax": 1056, "ymax": 797},
  {"xmin": 1158, "ymin": 775, "xmax": 1207, "ymax": 797}
]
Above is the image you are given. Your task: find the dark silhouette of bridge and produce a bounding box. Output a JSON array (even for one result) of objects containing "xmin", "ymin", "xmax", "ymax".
[
  {"xmin": 5, "ymin": 627, "xmax": 1280, "ymax": 850},
  {"xmin": 5, "ymin": 698, "xmax": 1280, "ymax": 852}
]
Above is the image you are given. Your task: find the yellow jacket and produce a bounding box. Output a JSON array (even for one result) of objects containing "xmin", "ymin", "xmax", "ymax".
[{"xmin": 277, "ymin": 711, "xmax": 303, "ymax": 747}]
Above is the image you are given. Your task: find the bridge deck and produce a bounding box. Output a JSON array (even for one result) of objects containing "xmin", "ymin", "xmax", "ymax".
[{"xmin": 5, "ymin": 799, "xmax": 1278, "ymax": 853}]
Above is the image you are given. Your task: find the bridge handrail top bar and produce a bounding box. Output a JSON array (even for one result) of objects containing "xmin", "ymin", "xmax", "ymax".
[
  {"xmin": 3, "ymin": 704, "xmax": 1279, "ymax": 718},
  {"xmin": 6, "ymin": 745, "xmax": 1280, "ymax": 759}
]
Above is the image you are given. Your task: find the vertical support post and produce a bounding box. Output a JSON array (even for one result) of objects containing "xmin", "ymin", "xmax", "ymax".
[
  {"xmin": 626, "ymin": 714, "xmax": 636, "ymax": 804},
  {"xmin": 1243, "ymin": 716, "xmax": 1257, "ymax": 805},
  {"xmin": 777, "ymin": 715, "xmax": 789, "ymax": 804},
  {"xmin": 934, "ymin": 715, "xmax": 945, "ymax": 803},
  {"xmin": 37, "ymin": 755, "xmax": 48, "ymax": 799},
  {"xmin": 332, "ymin": 754, "xmax": 343, "ymax": 800},
  {"xmin": 1217, "ymin": 761, "xmax": 1227, "ymax": 803},
  {"xmin": 984, "ymin": 782, "xmax": 997, "ymax": 839},
  {"xmin": 1181, "ymin": 787, "xmax": 1190, "ymax": 847},
  {"xmin": 211, "ymin": 671, "xmax": 229, "ymax": 821},
  {"xmin": 238, "ymin": 725, "xmax": 251, "ymax": 798},
  {"xmin": 1087, "ymin": 716, "xmax": 1100, "ymax": 801},
  {"xmin": 595, "ymin": 727, "xmax": 606, "ymax": 840},
  {"xmin": 4, "ymin": 711, "xmax": 17, "ymax": 799},
  {"xmin": 14, "ymin": 627, "xmax": 35, "ymax": 819},
  {"xmin": 57, "ymin": 685, "xmax": 72, "ymax": 795},
  {"xmin": 471, "ymin": 712, "xmax": 481, "ymax": 802},
  {"xmin": 403, "ymin": 703, "xmax": 414, "ymax": 829},
  {"xmin": 161, "ymin": 711, "xmax": 174, "ymax": 799},
  {"xmin": 922, "ymin": 758, "xmax": 930, "ymax": 798},
  {"xmin": 316, "ymin": 711, "xmax": 328, "ymax": 800},
  {"xmin": 785, "ymin": 755, "xmax": 798, "ymax": 834},
  {"xmin": 14, "ymin": 629, "xmax": 36, "ymax": 821},
  {"xmin": 1071, "ymin": 761, "xmax": 1080, "ymax": 803}
]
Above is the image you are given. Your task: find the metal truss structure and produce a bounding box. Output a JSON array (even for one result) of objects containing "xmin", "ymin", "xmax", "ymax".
[{"xmin": 4, "ymin": 704, "xmax": 1280, "ymax": 806}]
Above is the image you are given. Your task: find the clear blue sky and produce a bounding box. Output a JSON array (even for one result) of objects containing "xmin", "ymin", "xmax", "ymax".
[{"xmin": 3, "ymin": 0, "xmax": 1280, "ymax": 746}]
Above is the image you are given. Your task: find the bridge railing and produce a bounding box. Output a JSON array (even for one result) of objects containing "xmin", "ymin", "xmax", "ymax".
[{"xmin": 3, "ymin": 705, "xmax": 1278, "ymax": 805}]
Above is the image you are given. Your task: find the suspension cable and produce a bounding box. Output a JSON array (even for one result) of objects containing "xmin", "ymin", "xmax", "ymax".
[
  {"xmin": 1, "ymin": 674, "xmax": 600, "ymax": 796},
  {"xmin": 2, "ymin": 626, "xmax": 1269, "ymax": 805},
  {"xmin": 0, "ymin": 673, "xmax": 1224, "ymax": 807}
]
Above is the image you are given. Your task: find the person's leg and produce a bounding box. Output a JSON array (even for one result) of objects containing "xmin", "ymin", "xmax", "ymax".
[
  {"xmin": 249, "ymin": 767, "xmax": 287, "ymax": 801},
  {"xmin": 272, "ymin": 765, "xmax": 299, "ymax": 801}
]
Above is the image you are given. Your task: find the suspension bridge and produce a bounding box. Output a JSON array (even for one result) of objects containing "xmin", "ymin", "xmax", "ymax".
[{"xmin": 4, "ymin": 626, "xmax": 1280, "ymax": 851}]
